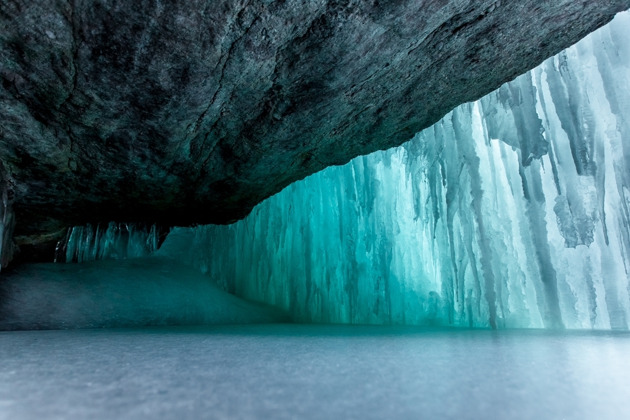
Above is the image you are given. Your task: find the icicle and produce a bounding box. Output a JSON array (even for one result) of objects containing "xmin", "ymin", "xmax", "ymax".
[{"xmin": 56, "ymin": 223, "xmax": 163, "ymax": 263}]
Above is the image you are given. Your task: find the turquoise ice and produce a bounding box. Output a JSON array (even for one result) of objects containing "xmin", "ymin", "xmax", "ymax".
[{"xmin": 156, "ymin": 12, "xmax": 630, "ymax": 329}]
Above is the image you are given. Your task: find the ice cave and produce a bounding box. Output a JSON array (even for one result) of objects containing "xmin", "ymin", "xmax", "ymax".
[{"xmin": 2, "ymin": 2, "xmax": 630, "ymax": 419}]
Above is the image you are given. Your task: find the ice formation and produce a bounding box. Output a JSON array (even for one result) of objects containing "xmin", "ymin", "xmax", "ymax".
[
  {"xmin": 157, "ymin": 12, "xmax": 630, "ymax": 329},
  {"xmin": 0, "ymin": 258, "xmax": 285, "ymax": 330},
  {"xmin": 56, "ymin": 223, "xmax": 162, "ymax": 263}
]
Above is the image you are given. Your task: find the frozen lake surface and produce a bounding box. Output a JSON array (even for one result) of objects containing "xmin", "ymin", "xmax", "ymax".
[{"xmin": 1, "ymin": 324, "xmax": 629, "ymax": 419}]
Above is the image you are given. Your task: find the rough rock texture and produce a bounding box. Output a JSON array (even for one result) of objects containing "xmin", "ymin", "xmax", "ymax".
[{"xmin": 1, "ymin": 0, "xmax": 629, "ymax": 263}]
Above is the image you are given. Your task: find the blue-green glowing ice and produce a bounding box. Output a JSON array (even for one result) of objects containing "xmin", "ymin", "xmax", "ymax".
[{"xmin": 158, "ymin": 12, "xmax": 630, "ymax": 329}]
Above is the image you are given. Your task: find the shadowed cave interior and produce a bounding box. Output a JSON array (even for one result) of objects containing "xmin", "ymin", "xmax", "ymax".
[
  {"xmin": 1, "ymin": 5, "xmax": 630, "ymax": 420},
  {"xmin": 3, "ymin": 12, "xmax": 629, "ymax": 331}
]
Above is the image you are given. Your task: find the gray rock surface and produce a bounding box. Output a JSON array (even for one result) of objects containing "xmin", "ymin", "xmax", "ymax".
[{"xmin": 1, "ymin": 0, "xmax": 629, "ymax": 263}]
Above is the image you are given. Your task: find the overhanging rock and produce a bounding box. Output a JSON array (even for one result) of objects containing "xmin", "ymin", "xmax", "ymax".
[{"xmin": 1, "ymin": 0, "xmax": 629, "ymax": 264}]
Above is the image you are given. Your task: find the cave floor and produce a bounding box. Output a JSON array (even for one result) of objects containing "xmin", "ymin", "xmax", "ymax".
[{"xmin": 1, "ymin": 324, "xmax": 629, "ymax": 419}]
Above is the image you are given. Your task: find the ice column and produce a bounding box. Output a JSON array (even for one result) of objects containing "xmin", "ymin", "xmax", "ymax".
[{"xmin": 57, "ymin": 222, "xmax": 162, "ymax": 263}]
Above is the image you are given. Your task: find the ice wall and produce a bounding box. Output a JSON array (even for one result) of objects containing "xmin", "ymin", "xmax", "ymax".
[
  {"xmin": 159, "ymin": 12, "xmax": 630, "ymax": 329},
  {"xmin": 57, "ymin": 223, "xmax": 162, "ymax": 263}
]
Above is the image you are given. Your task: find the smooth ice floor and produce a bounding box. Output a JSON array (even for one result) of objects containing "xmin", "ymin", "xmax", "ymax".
[{"xmin": 1, "ymin": 325, "xmax": 630, "ymax": 419}]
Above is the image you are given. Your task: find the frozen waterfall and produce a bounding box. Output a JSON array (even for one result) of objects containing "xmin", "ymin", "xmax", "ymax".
[
  {"xmin": 157, "ymin": 12, "xmax": 630, "ymax": 329},
  {"xmin": 55, "ymin": 222, "xmax": 163, "ymax": 263}
]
